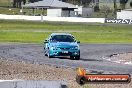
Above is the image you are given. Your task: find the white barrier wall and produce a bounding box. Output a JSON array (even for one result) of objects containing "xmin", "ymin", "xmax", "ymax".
[
  {"xmin": 117, "ymin": 10, "xmax": 132, "ymax": 20},
  {"xmin": 0, "ymin": 80, "xmax": 67, "ymax": 88},
  {"xmin": 0, "ymin": 14, "xmax": 105, "ymax": 23}
]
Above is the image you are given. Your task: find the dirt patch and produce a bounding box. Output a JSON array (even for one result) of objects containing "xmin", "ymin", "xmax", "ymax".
[
  {"xmin": 0, "ymin": 58, "xmax": 132, "ymax": 88},
  {"xmin": 107, "ymin": 53, "xmax": 132, "ymax": 65},
  {"xmin": 116, "ymin": 53, "xmax": 132, "ymax": 62},
  {"xmin": 0, "ymin": 58, "xmax": 80, "ymax": 88}
]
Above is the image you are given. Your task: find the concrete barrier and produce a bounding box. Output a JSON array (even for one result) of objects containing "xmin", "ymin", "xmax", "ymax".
[
  {"xmin": 0, "ymin": 14, "xmax": 105, "ymax": 23},
  {"xmin": 0, "ymin": 80, "xmax": 67, "ymax": 88}
]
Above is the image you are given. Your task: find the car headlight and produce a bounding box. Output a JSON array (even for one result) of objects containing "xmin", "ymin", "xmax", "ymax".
[
  {"xmin": 75, "ymin": 46, "xmax": 79, "ymax": 50},
  {"xmin": 51, "ymin": 46, "xmax": 58, "ymax": 50},
  {"xmin": 71, "ymin": 46, "xmax": 79, "ymax": 50}
]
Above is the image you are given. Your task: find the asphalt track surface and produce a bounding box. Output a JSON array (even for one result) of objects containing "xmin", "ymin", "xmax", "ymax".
[{"xmin": 0, "ymin": 43, "xmax": 132, "ymax": 74}]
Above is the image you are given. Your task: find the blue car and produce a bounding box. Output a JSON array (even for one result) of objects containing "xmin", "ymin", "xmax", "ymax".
[{"xmin": 44, "ymin": 33, "xmax": 80, "ymax": 60}]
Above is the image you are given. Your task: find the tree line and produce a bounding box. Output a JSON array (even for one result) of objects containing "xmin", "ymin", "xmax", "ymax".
[
  {"xmin": 13, "ymin": 0, "xmax": 42, "ymax": 8},
  {"xmin": 13, "ymin": 0, "xmax": 26, "ymax": 8},
  {"xmin": 12, "ymin": 0, "xmax": 96, "ymax": 8},
  {"xmin": 61, "ymin": 0, "xmax": 93, "ymax": 6},
  {"xmin": 12, "ymin": 0, "xmax": 132, "ymax": 10}
]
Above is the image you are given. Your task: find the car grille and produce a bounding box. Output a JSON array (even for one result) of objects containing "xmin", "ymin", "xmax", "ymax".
[
  {"xmin": 60, "ymin": 48, "xmax": 70, "ymax": 50},
  {"xmin": 58, "ymin": 52, "xmax": 72, "ymax": 56}
]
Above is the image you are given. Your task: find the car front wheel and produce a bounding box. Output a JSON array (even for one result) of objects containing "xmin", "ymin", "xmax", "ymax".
[
  {"xmin": 75, "ymin": 55, "xmax": 80, "ymax": 60},
  {"xmin": 47, "ymin": 49, "xmax": 53, "ymax": 58},
  {"xmin": 48, "ymin": 53, "xmax": 53, "ymax": 58}
]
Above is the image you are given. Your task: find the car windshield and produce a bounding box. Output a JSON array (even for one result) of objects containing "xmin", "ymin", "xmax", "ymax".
[{"xmin": 50, "ymin": 35, "xmax": 75, "ymax": 42}]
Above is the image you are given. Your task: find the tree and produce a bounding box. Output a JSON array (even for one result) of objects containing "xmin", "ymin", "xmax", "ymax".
[
  {"xmin": 13, "ymin": 0, "xmax": 16, "ymax": 7},
  {"xmin": 23, "ymin": 0, "xmax": 26, "ymax": 5},
  {"xmin": 81, "ymin": 0, "xmax": 93, "ymax": 7},
  {"xmin": 13, "ymin": 0, "xmax": 43, "ymax": 8},
  {"xmin": 13, "ymin": 0, "xmax": 27, "ymax": 8},
  {"xmin": 130, "ymin": 1, "xmax": 132, "ymax": 8},
  {"xmin": 113, "ymin": 0, "xmax": 117, "ymax": 14},
  {"xmin": 28, "ymin": 0, "xmax": 42, "ymax": 3},
  {"xmin": 61, "ymin": 0, "xmax": 93, "ymax": 7},
  {"xmin": 94, "ymin": 0, "xmax": 100, "ymax": 12},
  {"xmin": 120, "ymin": 0, "xmax": 128, "ymax": 9},
  {"xmin": 28, "ymin": 0, "xmax": 35, "ymax": 3},
  {"xmin": 100, "ymin": 5, "xmax": 111, "ymax": 18}
]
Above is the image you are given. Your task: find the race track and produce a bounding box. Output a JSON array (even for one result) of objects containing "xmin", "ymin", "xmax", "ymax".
[{"xmin": 0, "ymin": 43, "xmax": 132, "ymax": 74}]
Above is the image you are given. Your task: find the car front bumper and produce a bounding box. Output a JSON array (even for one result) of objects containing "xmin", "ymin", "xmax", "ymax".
[{"xmin": 49, "ymin": 49, "xmax": 80, "ymax": 56}]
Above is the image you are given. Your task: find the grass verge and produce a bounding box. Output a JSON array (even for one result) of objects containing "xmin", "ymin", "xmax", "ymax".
[
  {"xmin": 0, "ymin": 32, "xmax": 132, "ymax": 43},
  {"xmin": 0, "ymin": 20, "xmax": 132, "ymax": 43}
]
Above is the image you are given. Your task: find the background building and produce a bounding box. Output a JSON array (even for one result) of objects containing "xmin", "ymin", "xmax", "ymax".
[{"xmin": 22, "ymin": 0, "xmax": 78, "ymax": 17}]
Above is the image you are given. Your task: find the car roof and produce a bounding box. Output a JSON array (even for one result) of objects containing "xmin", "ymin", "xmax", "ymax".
[{"xmin": 50, "ymin": 33, "xmax": 72, "ymax": 36}]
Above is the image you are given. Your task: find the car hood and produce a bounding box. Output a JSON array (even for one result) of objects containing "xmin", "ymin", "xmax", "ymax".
[{"xmin": 50, "ymin": 42, "xmax": 78, "ymax": 47}]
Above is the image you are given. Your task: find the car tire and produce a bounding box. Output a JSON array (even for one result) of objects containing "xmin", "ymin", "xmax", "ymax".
[
  {"xmin": 75, "ymin": 55, "xmax": 80, "ymax": 60},
  {"xmin": 70, "ymin": 56, "xmax": 74, "ymax": 60},
  {"xmin": 48, "ymin": 53, "xmax": 51, "ymax": 58},
  {"xmin": 75, "ymin": 51, "xmax": 80, "ymax": 60},
  {"xmin": 48, "ymin": 55, "xmax": 53, "ymax": 58},
  {"xmin": 44, "ymin": 50, "xmax": 47, "ymax": 56},
  {"xmin": 44, "ymin": 47, "xmax": 47, "ymax": 56},
  {"xmin": 45, "ymin": 53, "xmax": 47, "ymax": 56},
  {"xmin": 47, "ymin": 50, "xmax": 53, "ymax": 58}
]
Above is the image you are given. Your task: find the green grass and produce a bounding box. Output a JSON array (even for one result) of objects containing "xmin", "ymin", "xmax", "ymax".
[
  {"xmin": 73, "ymin": 32, "xmax": 132, "ymax": 43},
  {"xmin": 1, "ymin": 31, "xmax": 131, "ymax": 43},
  {"xmin": 0, "ymin": 20, "xmax": 132, "ymax": 43},
  {"xmin": 90, "ymin": 12, "xmax": 116, "ymax": 18},
  {"xmin": 0, "ymin": 32, "xmax": 50, "ymax": 43},
  {"xmin": 0, "ymin": 20, "xmax": 132, "ymax": 31},
  {"xmin": 0, "ymin": 7, "xmax": 20, "ymax": 15},
  {"xmin": 0, "ymin": 7, "xmax": 46, "ymax": 15}
]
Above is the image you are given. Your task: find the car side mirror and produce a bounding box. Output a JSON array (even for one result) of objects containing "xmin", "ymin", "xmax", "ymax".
[
  {"xmin": 77, "ymin": 41, "xmax": 80, "ymax": 44},
  {"xmin": 44, "ymin": 40, "xmax": 49, "ymax": 43}
]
